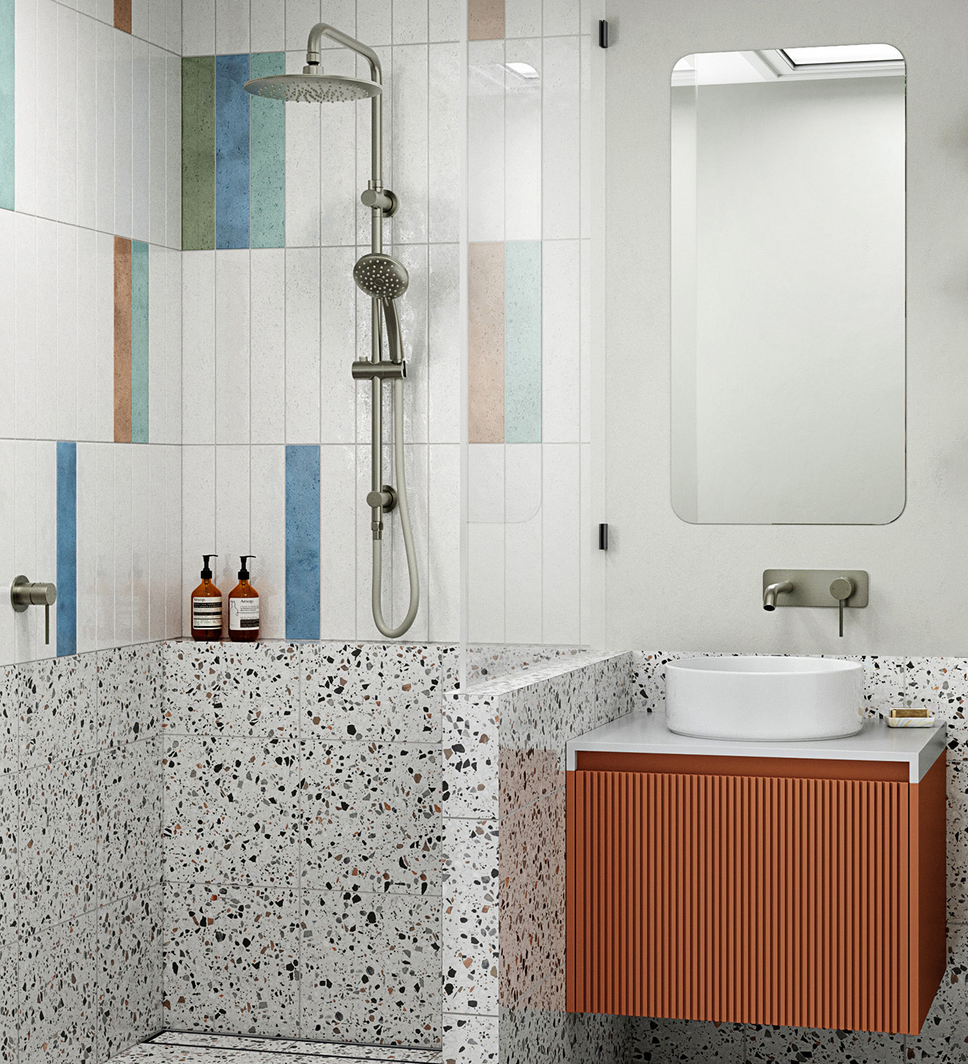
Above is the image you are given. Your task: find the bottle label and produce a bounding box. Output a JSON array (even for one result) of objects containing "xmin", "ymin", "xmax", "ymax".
[
  {"xmin": 229, "ymin": 597, "xmax": 260, "ymax": 630},
  {"xmin": 192, "ymin": 596, "xmax": 223, "ymax": 629}
]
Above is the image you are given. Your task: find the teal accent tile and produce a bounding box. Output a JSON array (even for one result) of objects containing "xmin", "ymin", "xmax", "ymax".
[
  {"xmin": 249, "ymin": 52, "xmax": 285, "ymax": 249},
  {"xmin": 0, "ymin": 0, "xmax": 14, "ymax": 211},
  {"xmin": 131, "ymin": 240, "xmax": 149, "ymax": 443},
  {"xmin": 505, "ymin": 241, "xmax": 542, "ymax": 443}
]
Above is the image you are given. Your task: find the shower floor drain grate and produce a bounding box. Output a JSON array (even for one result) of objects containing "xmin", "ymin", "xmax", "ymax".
[{"xmin": 109, "ymin": 1032, "xmax": 442, "ymax": 1064}]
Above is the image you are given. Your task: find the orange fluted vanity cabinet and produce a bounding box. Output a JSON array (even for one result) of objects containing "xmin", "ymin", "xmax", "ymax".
[{"xmin": 565, "ymin": 751, "xmax": 946, "ymax": 1035}]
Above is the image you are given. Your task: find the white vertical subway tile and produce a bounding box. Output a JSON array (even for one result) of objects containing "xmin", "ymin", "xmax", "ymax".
[
  {"xmin": 216, "ymin": 0, "xmax": 250, "ymax": 55},
  {"xmin": 14, "ymin": 215, "xmax": 37, "ymax": 441},
  {"xmin": 114, "ymin": 30, "xmax": 134, "ymax": 239},
  {"xmin": 467, "ymin": 40, "xmax": 505, "ymax": 243},
  {"xmin": 396, "ymin": 242, "xmax": 429, "ymax": 441},
  {"xmin": 541, "ymin": 239, "xmax": 580, "ymax": 442},
  {"xmin": 149, "ymin": 43, "xmax": 168, "ymax": 247},
  {"xmin": 35, "ymin": 442, "xmax": 57, "ymax": 659},
  {"xmin": 165, "ymin": 444, "xmax": 183, "ymax": 638},
  {"xmin": 167, "ymin": 0, "xmax": 182, "ymax": 57},
  {"xmin": 132, "ymin": 37, "xmax": 151, "ymax": 243},
  {"xmin": 0, "ymin": 443, "xmax": 15, "ymax": 664},
  {"xmin": 95, "ymin": 443, "xmax": 115, "ymax": 650},
  {"xmin": 355, "ymin": 0, "xmax": 390, "ymax": 49},
  {"xmin": 95, "ymin": 18, "xmax": 116, "ymax": 235},
  {"xmin": 285, "ymin": 247, "xmax": 321, "ymax": 443},
  {"xmin": 542, "ymin": 36, "xmax": 580, "ymax": 240},
  {"xmin": 543, "ymin": 0, "xmax": 581, "ymax": 37},
  {"xmin": 165, "ymin": 247, "xmax": 184, "ymax": 444},
  {"xmin": 354, "ymin": 45, "xmax": 392, "ymax": 245},
  {"xmin": 318, "ymin": 245, "xmax": 357, "ymax": 444},
  {"xmin": 33, "ymin": 218, "xmax": 57, "ymax": 441},
  {"xmin": 285, "ymin": 0, "xmax": 320, "ymax": 51},
  {"xmin": 428, "ymin": 242, "xmax": 460, "ymax": 444},
  {"xmin": 285, "ymin": 49, "xmax": 321, "ymax": 247},
  {"xmin": 35, "ymin": 0, "xmax": 57, "ymax": 221},
  {"xmin": 147, "ymin": 0, "xmax": 168, "ymax": 51},
  {"xmin": 579, "ymin": 239, "xmax": 592, "ymax": 443},
  {"xmin": 131, "ymin": 445, "xmax": 150, "ymax": 644},
  {"xmin": 249, "ymin": 445, "xmax": 286, "ymax": 639},
  {"xmin": 56, "ymin": 223, "xmax": 79, "ymax": 442},
  {"xmin": 182, "ymin": 251, "xmax": 217, "ymax": 444},
  {"xmin": 427, "ymin": 444, "xmax": 460, "ymax": 642},
  {"xmin": 506, "ymin": 0, "xmax": 541, "ymax": 37},
  {"xmin": 250, "ymin": 249, "xmax": 286, "ymax": 445},
  {"xmin": 250, "ymin": 0, "xmax": 285, "ymax": 53},
  {"xmin": 355, "ymin": 442, "xmax": 391, "ymax": 640},
  {"xmin": 429, "ymin": 0, "xmax": 460, "ymax": 42},
  {"xmin": 541, "ymin": 443, "xmax": 581, "ymax": 644},
  {"xmin": 148, "ymin": 245, "xmax": 168, "ymax": 445},
  {"xmin": 392, "ymin": 0, "xmax": 428, "ymax": 47},
  {"xmin": 467, "ymin": 443, "xmax": 505, "ymax": 523},
  {"xmin": 0, "ymin": 210, "xmax": 15, "ymax": 440},
  {"xmin": 182, "ymin": 0, "xmax": 215, "ymax": 57},
  {"xmin": 428, "ymin": 41, "xmax": 460, "ymax": 243},
  {"xmin": 95, "ymin": 0, "xmax": 113, "ymax": 28},
  {"xmin": 75, "ymin": 12, "xmax": 97, "ymax": 230},
  {"xmin": 504, "ymin": 39, "xmax": 541, "ymax": 242},
  {"xmin": 319, "ymin": 444, "xmax": 357, "ymax": 639},
  {"xmin": 215, "ymin": 445, "xmax": 251, "ymax": 619},
  {"xmin": 466, "ymin": 522, "xmax": 505, "ymax": 645},
  {"xmin": 215, "ymin": 250, "xmax": 251, "ymax": 444},
  {"xmin": 181, "ymin": 445, "xmax": 216, "ymax": 634},
  {"xmin": 14, "ymin": 0, "xmax": 38, "ymax": 217},
  {"xmin": 75, "ymin": 229, "xmax": 99, "ymax": 442},
  {"xmin": 390, "ymin": 44, "xmax": 429, "ymax": 243},
  {"xmin": 390, "ymin": 444, "xmax": 429, "ymax": 641},
  {"xmin": 578, "ymin": 441, "xmax": 599, "ymax": 647},
  {"xmin": 114, "ymin": 445, "xmax": 133, "ymax": 646},
  {"xmin": 131, "ymin": 0, "xmax": 149, "ymax": 42},
  {"xmin": 95, "ymin": 230, "xmax": 115, "ymax": 442},
  {"xmin": 318, "ymin": 47, "xmax": 358, "ymax": 248},
  {"xmin": 13, "ymin": 442, "xmax": 38, "ymax": 662},
  {"xmin": 75, "ymin": 443, "xmax": 98, "ymax": 655},
  {"xmin": 504, "ymin": 443, "xmax": 543, "ymax": 643},
  {"xmin": 166, "ymin": 52, "xmax": 182, "ymax": 251},
  {"xmin": 580, "ymin": 33, "xmax": 592, "ymax": 241}
]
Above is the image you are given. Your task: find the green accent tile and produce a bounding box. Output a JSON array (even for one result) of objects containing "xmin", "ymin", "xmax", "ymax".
[
  {"xmin": 0, "ymin": 0, "xmax": 14, "ymax": 211},
  {"xmin": 249, "ymin": 52, "xmax": 285, "ymax": 249},
  {"xmin": 505, "ymin": 241, "xmax": 542, "ymax": 443},
  {"xmin": 182, "ymin": 56, "xmax": 216, "ymax": 250},
  {"xmin": 131, "ymin": 240, "xmax": 149, "ymax": 443}
]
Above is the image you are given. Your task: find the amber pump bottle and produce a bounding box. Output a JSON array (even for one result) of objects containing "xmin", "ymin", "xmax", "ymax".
[
  {"xmin": 191, "ymin": 554, "xmax": 223, "ymax": 641},
  {"xmin": 228, "ymin": 555, "xmax": 260, "ymax": 642}
]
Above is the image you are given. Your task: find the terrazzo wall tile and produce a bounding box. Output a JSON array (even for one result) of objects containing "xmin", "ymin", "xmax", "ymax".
[
  {"xmin": 0, "ymin": 940, "xmax": 17, "ymax": 1063},
  {"xmin": 443, "ymin": 1014, "xmax": 498, "ymax": 1064},
  {"xmin": 630, "ymin": 1017, "xmax": 743, "ymax": 1062},
  {"xmin": 0, "ymin": 771, "xmax": 18, "ymax": 944},
  {"xmin": 163, "ymin": 884, "xmax": 300, "ymax": 1037},
  {"xmin": 19, "ymin": 653, "xmax": 99, "ymax": 767}
]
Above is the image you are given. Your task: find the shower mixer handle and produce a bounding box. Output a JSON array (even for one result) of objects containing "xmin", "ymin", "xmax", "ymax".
[{"xmin": 361, "ymin": 186, "xmax": 398, "ymax": 216}]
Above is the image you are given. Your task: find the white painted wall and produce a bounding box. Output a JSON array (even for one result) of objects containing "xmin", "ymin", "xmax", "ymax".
[{"xmin": 604, "ymin": 0, "xmax": 968, "ymax": 656}]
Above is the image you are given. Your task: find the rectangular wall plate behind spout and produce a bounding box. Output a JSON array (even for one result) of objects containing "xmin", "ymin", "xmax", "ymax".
[{"xmin": 763, "ymin": 569, "xmax": 869, "ymax": 608}]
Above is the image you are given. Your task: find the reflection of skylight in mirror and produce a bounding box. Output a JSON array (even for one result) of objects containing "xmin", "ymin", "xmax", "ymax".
[{"xmin": 782, "ymin": 44, "xmax": 904, "ymax": 66}]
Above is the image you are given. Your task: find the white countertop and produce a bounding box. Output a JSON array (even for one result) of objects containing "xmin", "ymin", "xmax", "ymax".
[{"xmin": 566, "ymin": 712, "xmax": 947, "ymax": 783}]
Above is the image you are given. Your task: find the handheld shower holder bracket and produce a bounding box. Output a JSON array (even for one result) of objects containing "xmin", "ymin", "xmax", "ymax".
[
  {"xmin": 367, "ymin": 485, "xmax": 398, "ymax": 513},
  {"xmin": 352, "ymin": 359, "xmax": 407, "ymax": 380}
]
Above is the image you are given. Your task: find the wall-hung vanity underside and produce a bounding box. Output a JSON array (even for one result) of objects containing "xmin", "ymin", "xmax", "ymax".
[{"xmin": 565, "ymin": 715, "xmax": 946, "ymax": 1034}]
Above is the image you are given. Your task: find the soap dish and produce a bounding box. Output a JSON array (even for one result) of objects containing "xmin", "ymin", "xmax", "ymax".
[{"xmin": 886, "ymin": 716, "xmax": 937, "ymax": 728}]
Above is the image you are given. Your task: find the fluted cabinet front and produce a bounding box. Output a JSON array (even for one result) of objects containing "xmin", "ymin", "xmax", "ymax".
[{"xmin": 566, "ymin": 755, "xmax": 946, "ymax": 1035}]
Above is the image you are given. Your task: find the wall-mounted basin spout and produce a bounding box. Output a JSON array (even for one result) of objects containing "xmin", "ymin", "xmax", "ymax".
[{"xmin": 763, "ymin": 580, "xmax": 794, "ymax": 611}]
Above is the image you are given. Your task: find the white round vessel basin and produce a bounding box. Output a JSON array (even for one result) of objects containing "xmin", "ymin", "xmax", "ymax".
[{"xmin": 665, "ymin": 656, "xmax": 864, "ymax": 742}]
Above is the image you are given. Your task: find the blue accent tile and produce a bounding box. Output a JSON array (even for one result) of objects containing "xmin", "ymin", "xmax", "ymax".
[
  {"xmin": 131, "ymin": 240, "xmax": 149, "ymax": 443},
  {"xmin": 215, "ymin": 53, "xmax": 250, "ymax": 250},
  {"xmin": 56, "ymin": 442, "xmax": 77, "ymax": 657},
  {"xmin": 0, "ymin": 0, "xmax": 13, "ymax": 211},
  {"xmin": 285, "ymin": 445, "xmax": 321, "ymax": 640},
  {"xmin": 505, "ymin": 241, "xmax": 542, "ymax": 443}
]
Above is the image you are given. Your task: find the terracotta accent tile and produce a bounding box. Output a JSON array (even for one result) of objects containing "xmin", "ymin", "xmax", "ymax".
[
  {"xmin": 468, "ymin": 0, "xmax": 505, "ymax": 41},
  {"xmin": 114, "ymin": 0, "xmax": 131, "ymax": 34},
  {"xmin": 468, "ymin": 242, "xmax": 505, "ymax": 444},
  {"xmin": 114, "ymin": 236, "xmax": 132, "ymax": 444}
]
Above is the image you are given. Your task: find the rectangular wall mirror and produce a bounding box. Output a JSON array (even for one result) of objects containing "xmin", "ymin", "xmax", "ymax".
[{"xmin": 670, "ymin": 46, "xmax": 906, "ymax": 524}]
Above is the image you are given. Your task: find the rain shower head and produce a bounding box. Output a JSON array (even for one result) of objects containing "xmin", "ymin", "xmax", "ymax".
[
  {"xmin": 353, "ymin": 254, "xmax": 410, "ymax": 301},
  {"xmin": 243, "ymin": 72, "xmax": 381, "ymax": 102}
]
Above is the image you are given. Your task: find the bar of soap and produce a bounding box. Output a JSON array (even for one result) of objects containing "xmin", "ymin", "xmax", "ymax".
[{"xmin": 890, "ymin": 707, "xmax": 930, "ymax": 718}]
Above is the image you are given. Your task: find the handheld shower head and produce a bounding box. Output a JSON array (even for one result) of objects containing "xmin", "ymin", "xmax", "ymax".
[{"xmin": 353, "ymin": 253, "xmax": 410, "ymax": 301}]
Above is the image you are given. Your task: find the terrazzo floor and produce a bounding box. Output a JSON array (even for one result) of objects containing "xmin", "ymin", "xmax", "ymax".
[{"xmin": 112, "ymin": 1032, "xmax": 442, "ymax": 1063}]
